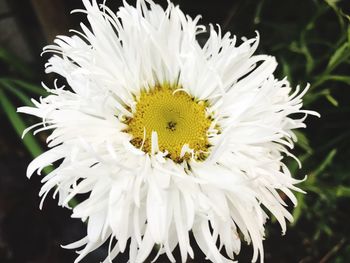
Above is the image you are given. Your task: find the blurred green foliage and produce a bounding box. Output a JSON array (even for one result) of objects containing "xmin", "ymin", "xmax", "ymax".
[
  {"xmin": 0, "ymin": 48, "xmax": 78, "ymax": 206},
  {"xmin": 0, "ymin": 0, "xmax": 350, "ymax": 262},
  {"xmin": 240, "ymin": 0, "xmax": 350, "ymax": 262},
  {"xmin": 0, "ymin": 48, "xmax": 46, "ymax": 158}
]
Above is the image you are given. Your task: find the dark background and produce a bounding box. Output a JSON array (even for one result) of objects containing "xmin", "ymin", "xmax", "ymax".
[{"xmin": 1, "ymin": 0, "xmax": 350, "ymax": 262}]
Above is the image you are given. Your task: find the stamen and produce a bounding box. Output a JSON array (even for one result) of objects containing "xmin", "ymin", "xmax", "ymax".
[{"xmin": 125, "ymin": 84, "xmax": 212, "ymax": 162}]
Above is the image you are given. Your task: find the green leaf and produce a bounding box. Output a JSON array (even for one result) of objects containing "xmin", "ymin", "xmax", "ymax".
[
  {"xmin": 0, "ymin": 89, "xmax": 43, "ymax": 158},
  {"xmin": 0, "ymin": 48, "xmax": 33, "ymax": 78},
  {"xmin": 254, "ymin": 0, "xmax": 265, "ymax": 25},
  {"xmin": 280, "ymin": 58, "xmax": 293, "ymax": 84},
  {"xmin": 305, "ymin": 87, "xmax": 338, "ymax": 107},
  {"xmin": 325, "ymin": 0, "xmax": 340, "ymax": 7},
  {"xmin": 303, "ymin": 90, "xmax": 328, "ymax": 105},
  {"xmin": 301, "ymin": 42, "xmax": 315, "ymax": 74},
  {"xmin": 328, "ymin": 75, "xmax": 350, "ymax": 85},
  {"xmin": 312, "ymin": 74, "xmax": 350, "ymax": 90},
  {"xmin": 0, "ymin": 89, "xmax": 54, "ymax": 176},
  {"xmin": 1, "ymin": 81, "xmax": 33, "ymax": 106},
  {"xmin": 292, "ymin": 192, "xmax": 305, "ymax": 225},
  {"xmin": 295, "ymin": 130, "xmax": 313, "ymax": 153},
  {"xmin": 0, "ymin": 78, "xmax": 46, "ymax": 96},
  {"xmin": 68, "ymin": 198, "xmax": 79, "ymax": 208},
  {"xmin": 288, "ymin": 41, "xmax": 314, "ymax": 74},
  {"xmin": 336, "ymin": 186, "xmax": 350, "ymax": 197},
  {"xmin": 322, "ymin": 224, "xmax": 333, "ymax": 236},
  {"xmin": 327, "ymin": 42, "xmax": 350, "ymax": 73},
  {"xmin": 313, "ymin": 149, "xmax": 337, "ymax": 177},
  {"xmin": 326, "ymin": 93, "xmax": 339, "ymax": 107},
  {"xmin": 325, "ymin": 0, "xmax": 350, "ymax": 28}
]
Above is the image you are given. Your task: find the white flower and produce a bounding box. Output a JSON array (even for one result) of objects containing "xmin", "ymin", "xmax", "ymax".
[{"xmin": 18, "ymin": 0, "xmax": 319, "ymax": 262}]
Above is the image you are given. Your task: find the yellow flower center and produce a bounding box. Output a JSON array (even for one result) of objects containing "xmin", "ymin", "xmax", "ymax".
[{"xmin": 126, "ymin": 84, "xmax": 212, "ymax": 162}]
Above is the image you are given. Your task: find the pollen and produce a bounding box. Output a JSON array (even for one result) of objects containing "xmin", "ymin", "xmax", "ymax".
[{"xmin": 125, "ymin": 84, "xmax": 212, "ymax": 162}]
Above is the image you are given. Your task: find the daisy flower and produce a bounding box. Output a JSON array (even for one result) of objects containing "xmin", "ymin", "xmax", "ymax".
[{"xmin": 18, "ymin": 0, "xmax": 318, "ymax": 262}]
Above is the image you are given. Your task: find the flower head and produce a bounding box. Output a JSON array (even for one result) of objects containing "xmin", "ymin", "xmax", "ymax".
[{"xmin": 19, "ymin": 0, "xmax": 318, "ymax": 262}]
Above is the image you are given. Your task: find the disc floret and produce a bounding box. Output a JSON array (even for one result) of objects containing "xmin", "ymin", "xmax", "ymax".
[{"xmin": 126, "ymin": 84, "xmax": 212, "ymax": 162}]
